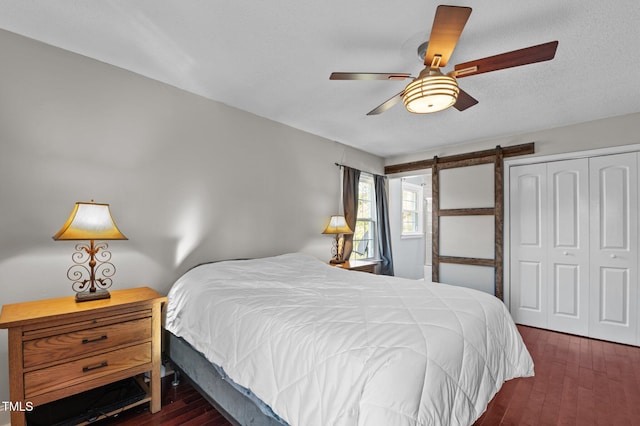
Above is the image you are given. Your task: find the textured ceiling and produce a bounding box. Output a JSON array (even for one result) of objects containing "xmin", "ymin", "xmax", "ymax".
[{"xmin": 1, "ymin": 0, "xmax": 639, "ymax": 158}]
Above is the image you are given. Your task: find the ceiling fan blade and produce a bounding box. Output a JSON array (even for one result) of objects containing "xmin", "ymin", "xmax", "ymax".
[
  {"xmin": 454, "ymin": 41, "xmax": 559, "ymax": 78},
  {"xmin": 453, "ymin": 88, "xmax": 478, "ymax": 111},
  {"xmin": 424, "ymin": 5, "xmax": 472, "ymax": 68},
  {"xmin": 367, "ymin": 91, "xmax": 404, "ymax": 115},
  {"xmin": 330, "ymin": 72, "xmax": 412, "ymax": 81}
]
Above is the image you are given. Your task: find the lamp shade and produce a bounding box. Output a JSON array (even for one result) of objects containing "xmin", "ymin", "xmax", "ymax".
[
  {"xmin": 403, "ymin": 68, "xmax": 459, "ymax": 114},
  {"xmin": 322, "ymin": 215, "xmax": 353, "ymax": 235},
  {"xmin": 53, "ymin": 202, "xmax": 127, "ymax": 241}
]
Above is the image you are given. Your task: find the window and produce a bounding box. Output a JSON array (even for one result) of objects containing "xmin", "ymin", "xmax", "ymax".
[
  {"xmin": 401, "ymin": 181, "xmax": 423, "ymax": 236},
  {"xmin": 352, "ymin": 173, "xmax": 376, "ymax": 260}
]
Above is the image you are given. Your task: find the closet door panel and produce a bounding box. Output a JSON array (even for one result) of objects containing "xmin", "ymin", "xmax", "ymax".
[
  {"xmin": 547, "ymin": 159, "xmax": 589, "ymax": 336},
  {"xmin": 519, "ymin": 261, "xmax": 542, "ymax": 310},
  {"xmin": 510, "ymin": 163, "xmax": 547, "ymax": 328},
  {"xmin": 600, "ymin": 167, "xmax": 629, "ymax": 249},
  {"xmin": 589, "ymin": 153, "xmax": 638, "ymax": 345},
  {"xmin": 599, "ymin": 267, "xmax": 628, "ymax": 324},
  {"xmin": 553, "ymin": 264, "xmax": 579, "ymax": 315}
]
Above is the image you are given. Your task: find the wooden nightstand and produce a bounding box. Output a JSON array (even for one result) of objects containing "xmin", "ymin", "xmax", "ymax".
[
  {"xmin": 0, "ymin": 287, "xmax": 166, "ymax": 426},
  {"xmin": 333, "ymin": 259, "xmax": 379, "ymax": 274}
]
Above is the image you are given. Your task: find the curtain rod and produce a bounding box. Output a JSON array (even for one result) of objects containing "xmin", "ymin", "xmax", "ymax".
[{"xmin": 334, "ymin": 162, "xmax": 383, "ymax": 178}]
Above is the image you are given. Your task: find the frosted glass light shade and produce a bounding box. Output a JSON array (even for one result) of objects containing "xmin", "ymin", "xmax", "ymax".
[
  {"xmin": 53, "ymin": 202, "xmax": 127, "ymax": 240},
  {"xmin": 322, "ymin": 215, "xmax": 353, "ymax": 235},
  {"xmin": 403, "ymin": 68, "xmax": 459, "ymax": 114}
]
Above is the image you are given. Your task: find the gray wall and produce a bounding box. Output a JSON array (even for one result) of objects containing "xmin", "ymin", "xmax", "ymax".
[
  {"xmin": 0, "ymin": 30, "xmax": 383, "ymax": 402},
  {"xmin": 384, "ymin": 110, "xmax": 640, "ymax": 287},
  {"xmin": 385, "ymin": 111, "xmax": 640, "ymax": 167}
]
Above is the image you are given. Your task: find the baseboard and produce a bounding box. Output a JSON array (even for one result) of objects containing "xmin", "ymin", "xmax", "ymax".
[{"xmin": 0, "ymin": 407, "xmax": 10, "ymax": 426}]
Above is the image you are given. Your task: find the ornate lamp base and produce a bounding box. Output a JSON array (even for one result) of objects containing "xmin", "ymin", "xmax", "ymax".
[
  {"xmin": 328, "ymin": 234, "xmax": 348, "ymax": 264},
  {"xmin": 68, "ymin": 240, "xmax": 116, "ymax": 303},
  {"xmin": 75, "ymin": 289, "xmax": 111, "ymax": 302}
]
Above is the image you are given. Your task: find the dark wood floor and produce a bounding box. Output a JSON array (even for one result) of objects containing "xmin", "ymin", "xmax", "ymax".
[
  {"xmin": 94, "ymin": 377, "xmax": 230, "ymax": 426},
  {"xmin": 474, "ymin": 325, "xmax": 640, "ymax": 426},
  {"xmin": 99, "ymin": 325, "xmax": 640, "ymax": 425}
]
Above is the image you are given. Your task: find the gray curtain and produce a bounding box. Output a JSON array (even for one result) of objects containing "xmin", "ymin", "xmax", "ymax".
[
  {"xmin": 374, "ymin": 174, "xmax": 394, "ymax": 275},
  {"xmin": 342, "ymin": 166, "xmax": 360, "ymax": 260}
]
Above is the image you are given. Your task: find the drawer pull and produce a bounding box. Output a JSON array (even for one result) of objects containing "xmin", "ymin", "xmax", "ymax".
[
  {"xmin": 82, "ymin": 361, "xmax": 108, "ymax": 372},
  {"xmin": 82, "ymin": 335, "xmax": 108, "ymax": 344}
]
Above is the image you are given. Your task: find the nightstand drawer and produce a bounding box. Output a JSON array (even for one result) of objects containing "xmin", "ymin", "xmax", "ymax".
[
  {"xmin": 24, "ymin": 341, "xmax": 151, "ymax": 398},
  {"xmin": 334, "ymin": 260, "xmax": 378, "ymax": 274},
  {"xmin": 23, "ymin": 317, "xmax": 151, "ymax": 369}
]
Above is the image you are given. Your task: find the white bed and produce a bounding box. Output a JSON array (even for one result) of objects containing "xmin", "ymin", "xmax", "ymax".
[{"xmin": 165, "ymin": 253, "xmax": 533, "ymax": 426}]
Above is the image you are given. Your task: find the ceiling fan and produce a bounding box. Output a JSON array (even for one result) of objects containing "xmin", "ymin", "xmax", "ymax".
[{"xmin": 330, "ymin": 5, "xmax": 558, "ymax": 115}]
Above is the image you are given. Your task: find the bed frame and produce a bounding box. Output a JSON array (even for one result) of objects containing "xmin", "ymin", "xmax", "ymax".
[{"xmin": 167, "ymin": 331, "xmax": 287, "ymax": 426}]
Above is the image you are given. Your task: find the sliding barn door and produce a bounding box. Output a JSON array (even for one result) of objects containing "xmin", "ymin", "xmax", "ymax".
[
  {"xmin": 589, "ymin": 153, "xmax": 638, "ymax": 345},
  {"xmin": 385, "ymin": 143, "xmax": 535, "ymax": 299},
  {"xmin": 435, "ymin": 162, "xmax": 497, "ymax": 295}
]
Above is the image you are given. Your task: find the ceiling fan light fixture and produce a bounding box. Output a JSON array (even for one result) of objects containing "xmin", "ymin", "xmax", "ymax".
[{"xmin": 402, "ymin": 68, "xmax": 459, "ymax": 114}]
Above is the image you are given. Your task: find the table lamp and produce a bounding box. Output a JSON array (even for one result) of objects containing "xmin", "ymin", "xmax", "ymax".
[
  {"xmin": 53, "ymin": 201, "xmax": 127, "ymax": 302},
  {"xmin": 322, "ymin": 215, "xmax": 353, "ymax": 264}
]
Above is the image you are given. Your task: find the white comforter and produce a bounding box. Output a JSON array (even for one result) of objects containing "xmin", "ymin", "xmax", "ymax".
[{"xmin": 166, "ymin": 253, "xmax": 533, "ymax": 426}]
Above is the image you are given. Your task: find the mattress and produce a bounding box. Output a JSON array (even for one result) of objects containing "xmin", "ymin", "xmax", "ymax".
[{"xmin": 165, "ymin": 253, "xmax": 533, "ymax": 426}]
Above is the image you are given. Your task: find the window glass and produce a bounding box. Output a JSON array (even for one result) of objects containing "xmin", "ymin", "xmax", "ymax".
[
  {"xmin": 401, "ymin": 181, "xmax": 423, "ymax": 236},
  {"xmin": 353, "ymin": 174, "xmax": 376, "ymax": 260}
]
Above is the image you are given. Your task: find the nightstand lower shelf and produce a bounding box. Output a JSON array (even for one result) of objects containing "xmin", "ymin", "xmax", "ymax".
[{"xmin": 26, "ymin": 376, "xmax": 150, "ymax": 426}]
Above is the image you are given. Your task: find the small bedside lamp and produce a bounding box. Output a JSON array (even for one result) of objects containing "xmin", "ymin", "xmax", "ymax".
[
  {"xmin": 53, "ymin": 201, "xmax": 127, "ymax": 302},
  {"xmin": 322, "ymin": 215, "xmax": 353, "ymax": 264}
]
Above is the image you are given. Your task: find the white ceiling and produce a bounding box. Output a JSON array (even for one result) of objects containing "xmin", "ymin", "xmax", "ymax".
[{"xmin": 1, "ymin": 1, "xmax": 639, "ymax": 158}]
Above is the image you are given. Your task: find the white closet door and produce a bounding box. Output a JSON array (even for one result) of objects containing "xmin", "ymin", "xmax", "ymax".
[
  {"xmin": 547, "ymin": 159, "xmax": 589, "ymax": 336},
  {"xmin": 510, "ymin": 163, "xmax": 548, "ymax": 328},
  {"xmin": 589, "ymin": 153, "xmax": 638, "ymax": 345}
]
